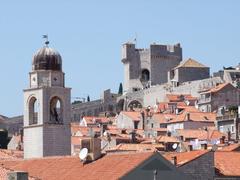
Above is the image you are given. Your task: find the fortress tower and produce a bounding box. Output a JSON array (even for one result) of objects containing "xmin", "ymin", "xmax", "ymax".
[
  {"xmin": 121, "ymin": 42, "xmax": 182, "ymax": 92},
  {"xmin": 23, "ymin": 41, "xmax": 71, "ymax": 159}
]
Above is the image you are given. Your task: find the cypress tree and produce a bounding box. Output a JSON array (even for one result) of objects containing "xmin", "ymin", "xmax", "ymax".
[{"xmin": 118, "ymin": 83, "xmax": 123, "ymax": 95}]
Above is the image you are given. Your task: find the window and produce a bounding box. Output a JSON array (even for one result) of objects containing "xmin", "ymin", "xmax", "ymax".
[
  {"xmin": 50, "ymin": 97, "xmax": 63, "ymax": 123},
  {"xmin": 219, "ymin": 126, "xmax": 224, "ymax": 132},
  {"xmin": 141, "ymin": 69, "xmax": 150, "ymax": 82},
  {"xmin": 231, "ymin": 125, "xmax": 235, "ymax": 133},
  {"xmin": 151, "ymin": 123, "xmax": 154, "ymax": 128},
  {"xmin": 134, "ymin": 121, "xmax": 139, "ymax": 129},
  {"xmin": 29, "ymin": 97, "xmax": 38, "ymax": 125}
]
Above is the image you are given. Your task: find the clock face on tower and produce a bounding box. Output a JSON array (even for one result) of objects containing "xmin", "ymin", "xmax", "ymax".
[{"xmin": 31, "ymin": 75, "xmax": 37, "ymax": 87}]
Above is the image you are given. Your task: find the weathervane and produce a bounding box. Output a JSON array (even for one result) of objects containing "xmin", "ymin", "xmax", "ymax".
[{"xmin": 42, "ymin": 34, "xmax": 49, "ymax": 46}]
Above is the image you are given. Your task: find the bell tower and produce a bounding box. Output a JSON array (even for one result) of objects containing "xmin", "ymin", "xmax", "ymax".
[{"xmin": 23, "ymin": 40, "xmax": 71, "ymax": 159}]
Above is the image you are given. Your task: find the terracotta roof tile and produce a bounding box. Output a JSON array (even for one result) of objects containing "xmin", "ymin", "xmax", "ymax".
[
  {"xmin": 71, "ymin": 124, "xmax": 100, "ymax": 136},
  {"xmin": 82, "ymin": 116, "xmax": 111, "ymax": 125},
  {"xmin": 0, "ymin": 150, "xmax": 23, "ymax": 160},
  {"xmin": 218, "ymin": 143, "xmax": 240, "ymax": 151},
  {"xmin": 0, "ymin": 152, "xmax": 154, "ymax": 180},
  {"xmin": 157, "ymin": 135, "xmax": 179, "ymax": 143},
  {"xmin": 174, "ymin": 58, "xmax": 207, "ymax": 69},
  {"xmin": 106, "ymin": 143, "xmax": 164, "ymax": 152},
  {"xmin": 121, "ymin": 111, "xmax": 141, "ymax": 121},
  {"xmin": 163, "ymin": 150, "xmax": 209, "ymax": 166},
  {"xmin": 176, "ymin": 129, "xmax": 226, "ymax": 141},
  {"xmin": 215, "ymin": 152, "xmax": 240, "ymax": 176},
  {"xmin": 166, "ymin": 94, "xmax": 197, "ymax": 102},
  {"xmin": 154, "ymin": 110, "xmax": 216, "ymax": 125},
  {"xmin": 201, "ymin": 83, "xmax": 233, "ymax": 94}
]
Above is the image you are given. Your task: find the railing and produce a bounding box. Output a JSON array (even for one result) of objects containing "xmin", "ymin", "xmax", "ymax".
[
  {"xmin": 216, "ymin": 114, "xmax": 237, "ymax": 121},
  {"xmin": 198, "ymin": 97, "xmax": 211, "ymax": 104}
]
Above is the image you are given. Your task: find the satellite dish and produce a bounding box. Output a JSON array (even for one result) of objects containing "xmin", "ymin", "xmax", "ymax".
[
  {"xmin": 172, "ymin": 143, "xmax": 178, "ymax": 150},
  {"xmin": 79, "ymin": 148, "xmax": 88, "ymax": 161},
  {"xmin": 103, "ymin": 131, "xmax": 108, "ymax": 137},
  {"xmin": 185, "ymin": 100, "xmax": 190, "ymax": 106}
]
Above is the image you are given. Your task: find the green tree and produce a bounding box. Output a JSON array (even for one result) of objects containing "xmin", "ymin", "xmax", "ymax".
[
  {"xmin": 118, "ymin": 83, "xmax": 123, "ymax": 95},
  {"xmin": 87, "ymin": 95, "xmax": 90, "ymax": 102}
]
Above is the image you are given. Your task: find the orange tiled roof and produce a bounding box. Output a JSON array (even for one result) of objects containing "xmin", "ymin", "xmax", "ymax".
[
  {"xmin": 164, "ymin": 111, "xmax": 216, "ymax": 124},
  {"xmin": 176, "ymin": 105, "xmax": 201, "ymax": 112},
  {"xmin": 106, "ymin": 143, "xmax": 164, "ymax": 152},
  {"xmin": 215, "ymin": 152, "xmax": 240, "ymax": 176},
  {"xmin": 0, "ymin": 152, "xmax": 154, "ymax": 180},
  {"xmin": 174, "ymin": 58, "xmax": 207, "ymax": 69},
  {"xmin": 202, "ymin": 83, "xmax": 234, "ymax": 94},
  {"xmin": 164, "ymin": 150, "xmax": 209, "ymax": 166},
  {"xmin": 154, "ymin": 111, "xmax": 216, "ymax": 124},
  {"xmin": 0, "ymin": 149, "xmax": 23, "ymax": 160},
  {"xmin": 166, "ymin": 94, "xmax": 197, "ymax": 102},
  {"xmin": 218, "ymin": 143, "xmax": 240, "ymax": 151},
  {"xmin": 164, "ymin": 150, "xmax": 240, "ymax": 176},
  {"xmin": 157, "ymin": 135, "xmax": 179, "ymax": 143},
  {"xmin": 82, "ymin": 116, "xmax": 110, "ymax": 125},
  {"xmin": 122, "ymin": 111, "xmax": 141, "ymax": 121},
  {"xmin": 176, "ymin": 129, "xmax": 226, "ymax": 141},
  {"xmin": 71, "ymin": 125, "xmax": 100, "ymax": 137}
]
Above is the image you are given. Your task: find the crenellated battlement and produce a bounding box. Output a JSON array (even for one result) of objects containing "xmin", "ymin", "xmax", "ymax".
[{"xmin": 121, "ymin": 42, "xmax": 182, "ymax": 92}]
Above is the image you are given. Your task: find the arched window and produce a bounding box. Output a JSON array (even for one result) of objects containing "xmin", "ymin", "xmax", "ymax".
[
  {"xmin": 128, "ymin": 100, "xmax": 142, "ymax": 111},
  {"xmin": 141, "ymin": 69, "xmax": 150, "ymax": 82},
  {"xmin": 29, "ymin": 97, "xmax": 38, "ymax": 125},
  {"xmin": 50, "ymin": 97, "xmax": 63, "ymax": 123}
]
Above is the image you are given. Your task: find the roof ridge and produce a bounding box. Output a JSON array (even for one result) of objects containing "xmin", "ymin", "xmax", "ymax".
[{"xmin": 175, "ymin": 58, "xmax": 207, "ymax": 69}]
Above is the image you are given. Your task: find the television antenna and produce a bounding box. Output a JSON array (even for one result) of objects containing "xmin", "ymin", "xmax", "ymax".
[{"xmin": 79, "ymin": 148, "xmax": 88, "ymax": 161}]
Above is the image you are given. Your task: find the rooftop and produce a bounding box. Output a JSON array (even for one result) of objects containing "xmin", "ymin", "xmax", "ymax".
[
  {"xmin": 106, "ymin": 143, "xmax": 164, "ymax": 153},
  {"xmin": 0, "ymin": 152, "xmax": 154, "ymax": 180},
  {"xmin": 174, "ymin": 58, "xmax": 207, "ymax": 69},
  {"xmin": 121, "ymin": 111, "xmax": 142, "ymax": 121}
]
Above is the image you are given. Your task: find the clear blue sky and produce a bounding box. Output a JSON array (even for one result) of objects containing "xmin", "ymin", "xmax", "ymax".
[{"xmin": 0, "ymin": 1, "xmax": 240, "ymax": 117}]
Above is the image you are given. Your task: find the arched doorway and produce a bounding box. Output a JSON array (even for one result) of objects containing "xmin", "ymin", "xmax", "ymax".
[
  {"xmin": 141, "ymin": 69, "xmax": 150, "ymax": 82},
  {"xmin": 50, "ymin": 97, "xmax": 63, "ymax": 123},
  {"xmin": 29, "ymin": 97, "xmax": 38, "ymax": 125}
]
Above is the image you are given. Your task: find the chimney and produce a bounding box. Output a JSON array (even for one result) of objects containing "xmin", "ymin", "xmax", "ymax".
[
  {"xmin": 201, "ymin": 143, "xmax": 207, "ymax": 150},
  {"xmin": 7, "ymin": 171, "xmax": 28, "ymax": 180},
  {"xmin": 188, "ymin": 145, "xmax": 193, "ymax": 151},
  {"xmin": 100, "ymin": 124, "xmax": 107, "ymax": 137},
  {"xmin": 175, "ymin": 108, "xmax": 179, "ymax": 115},
  {"xmin": 220, "ymin": 136, "xmax": 225, "ymax": 144},
  {"xmin": 171, "ymin": 156, "xmax": 177, "ymax": 165},
  {"xmin": 121, "ymin": 129, "xmax": 127, "ymax": 134},
  {"xmin": 146, "ymin": 106, "xmax": 151, "ymax": 117},
  {"xmin": 186, "ymin": 112, "xmax": 190, "ymax": 121},
  {"xmin": 130, "ymin": 130, "xmax": 137, "ymax": 143},
  {"xmin": 141, "ymin": 111, "xmax": 145, "ymax": 130},
  {"xmin": 87, "ymin": 138, "xmax": 102, "ymax": 161}
]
